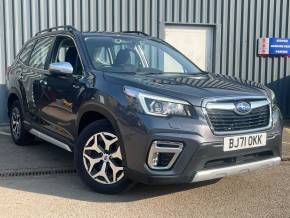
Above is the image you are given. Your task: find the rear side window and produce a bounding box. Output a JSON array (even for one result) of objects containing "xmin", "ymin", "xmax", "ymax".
[
  {"xmin": 19, "ymin": 40, "xmax": 36, "ymax": 64},
  {"xmin": 29, "ymin": 37, "xmax": 54, "ymax": 69}
]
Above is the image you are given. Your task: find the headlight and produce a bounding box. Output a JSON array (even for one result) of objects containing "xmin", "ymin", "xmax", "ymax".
[
  {"xmin": 138, "ymin": 93, "xmax": 192, "ymax": 117},
  {"xmin": 268, "ymin": 89, "xmax": 277, "ymax": 106},
  {"xmin": 124, "ymin": 87, "xmax": 193, "ymax": 117}
]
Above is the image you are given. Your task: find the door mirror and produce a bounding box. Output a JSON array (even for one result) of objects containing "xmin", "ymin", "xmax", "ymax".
[{"xmin": 48, "ymin": 62, "xmax": 73, "ymax": 75}]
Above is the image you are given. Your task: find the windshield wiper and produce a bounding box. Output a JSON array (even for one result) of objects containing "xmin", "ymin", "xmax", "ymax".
[
  {"xmin": 107, "ymin": 71, "xmax": 136, "ymax": 75},
  {"xmin": 137, "ymin": 72, "xmax": 163, "ymax": 75}
]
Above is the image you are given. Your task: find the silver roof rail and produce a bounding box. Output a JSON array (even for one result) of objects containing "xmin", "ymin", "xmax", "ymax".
[{"xmin": 35, "ymin": 25, "xmax": 79, "ymax": 36}]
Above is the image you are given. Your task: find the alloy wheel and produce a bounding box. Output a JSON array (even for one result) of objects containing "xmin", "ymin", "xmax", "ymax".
[
  {"xmin": 83, "ymin": 132, "xmax": 124, "ymax": 184},
  {"xmin": 11, "ymin": 107, "xmax": 21, "ymax": 139}
]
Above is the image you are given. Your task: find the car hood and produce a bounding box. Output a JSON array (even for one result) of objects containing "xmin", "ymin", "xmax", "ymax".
[{"xmin": 103, "ymin": 72, "xmax": 268, "ymax": 106}]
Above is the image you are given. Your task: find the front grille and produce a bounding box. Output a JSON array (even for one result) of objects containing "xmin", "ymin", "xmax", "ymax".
[{"xmin": 207, "ymin": 104, "xmax": 270, "ymax": 132}]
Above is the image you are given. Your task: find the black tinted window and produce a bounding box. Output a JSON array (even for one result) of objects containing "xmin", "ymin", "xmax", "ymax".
[{"xmin": 29, "ymin": 37, "xmax": 54, "ymax": 69}]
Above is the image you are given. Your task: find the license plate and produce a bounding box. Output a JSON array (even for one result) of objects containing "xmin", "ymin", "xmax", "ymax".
[{"xmin": 224, "ymin": 133, "xmax": 267, "ymax": 152}]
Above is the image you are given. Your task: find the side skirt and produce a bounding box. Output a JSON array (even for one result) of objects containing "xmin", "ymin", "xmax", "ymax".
[{"xmin": 29, "ymin": 128, "xmax": 72, "ymax": 152}]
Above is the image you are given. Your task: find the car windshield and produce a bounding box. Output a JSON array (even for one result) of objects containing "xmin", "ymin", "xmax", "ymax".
[{"xmin": 84, "ymin": 35, "xmax": 202, "ymax": 74}]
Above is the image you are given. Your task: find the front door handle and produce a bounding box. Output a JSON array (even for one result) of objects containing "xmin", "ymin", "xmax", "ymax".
[
  {"xmin": 40, "ymin": 80, "xmax": 47, "ymax": 86},
  {"xmin": 17, "ymin": 73, "xmax": 23, "ymax": 80},
  {"xmin": 72, "ymin": 84, "xmax": 80, "ymax": 89}
]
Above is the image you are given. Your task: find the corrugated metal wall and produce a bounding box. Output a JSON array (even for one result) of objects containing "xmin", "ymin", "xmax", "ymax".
[{"xmin": 0, "ymin": 0, "xmax": 290, "ymax": 117}]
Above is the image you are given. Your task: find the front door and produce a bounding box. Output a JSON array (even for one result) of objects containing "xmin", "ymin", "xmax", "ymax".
[{"xmin": 37, "ymin": 36, "xmax": 84, "ymax": 141}]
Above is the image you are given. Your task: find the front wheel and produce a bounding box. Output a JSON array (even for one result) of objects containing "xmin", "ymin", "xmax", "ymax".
[{"xmin": 75, "ymin": 120, "xmax": 134, "ymax": 194}]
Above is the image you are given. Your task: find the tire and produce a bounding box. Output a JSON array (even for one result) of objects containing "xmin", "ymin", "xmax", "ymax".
[
  {"xmin": 9, "ymin": 100, "xmax": 34, "ymax": 146},
  {"xmin": 75, "ymin": 119, "xmax": 134, "ymax": 194}
]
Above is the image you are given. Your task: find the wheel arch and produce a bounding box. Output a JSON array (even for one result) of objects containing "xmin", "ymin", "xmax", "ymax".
[
  {"xmin": 76, "ymin": 103, "xmax": 120, "ymax": 137},
  {"xmin": 76, "ymin": 103, "xmax": 128, "ymax": 167},
  {"xmin": 7, "ymin": 89, "xmax": 22, "ymax": 117}
]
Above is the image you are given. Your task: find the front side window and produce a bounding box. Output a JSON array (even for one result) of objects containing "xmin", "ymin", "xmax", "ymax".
[
  {"xmin": 19, "ymin": 40, "xmax": 36, "ymax": 64},
  {"xmin": 51, "ymin": 37, "xmax": 83, "ymax": 75},
  {"xmin": 84, "ymin": 35, "xmax": 201, "ymax": 74},
  {"xmin": 29, "ymin": 37, "xmax": 54, "ymax": 70}
]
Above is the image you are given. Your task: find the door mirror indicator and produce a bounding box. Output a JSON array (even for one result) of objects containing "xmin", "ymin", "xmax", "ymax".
[{"xmin": 48, "ymin": 62, "xmax": 73, "ymax": 75}]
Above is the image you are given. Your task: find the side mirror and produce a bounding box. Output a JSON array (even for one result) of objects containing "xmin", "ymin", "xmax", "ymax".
[{"xmin": 48, "ymin": 62, "xmax": 73, "ymax": 75}]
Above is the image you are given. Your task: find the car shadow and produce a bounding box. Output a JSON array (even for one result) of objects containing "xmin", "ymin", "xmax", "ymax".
[{"xmin": 0, "ymin": 172, "xmax": 220, "ymax": 203}]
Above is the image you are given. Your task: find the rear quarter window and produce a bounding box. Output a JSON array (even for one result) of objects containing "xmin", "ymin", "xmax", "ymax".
[{"xmin": 18, "ymin": 40, "xmax": 36, "ymax": 65}]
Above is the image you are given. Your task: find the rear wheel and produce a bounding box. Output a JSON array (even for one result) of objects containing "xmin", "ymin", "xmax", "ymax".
[
  {"xmin": 75, "ymin": 120, "xmax": 133, "ymax": 194},
  {"xmin": 9, "ymin": 100, "xmax": 34, "ymax": 146}
]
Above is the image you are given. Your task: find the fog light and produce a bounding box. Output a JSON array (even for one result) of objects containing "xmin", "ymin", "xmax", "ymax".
[
  {"xmin": 147, "ymin": 141, "xmax": 183, "ymax": 170},
  {"xmin": 151, "ymin": 152, "xmax": 159, "ymax": 167}
]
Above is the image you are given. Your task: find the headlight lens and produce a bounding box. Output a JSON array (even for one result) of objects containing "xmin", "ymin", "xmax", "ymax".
[
  {"xmin": 139, "ymin": 93, "xmax": 192, "ymax": 117},
  {"xmin": 124, "ymin": 87, "xmax": 192, "ymax": 117},
  {"xmin": 268, "ymin": 89, "xmax": 277, "ymax": 106}
]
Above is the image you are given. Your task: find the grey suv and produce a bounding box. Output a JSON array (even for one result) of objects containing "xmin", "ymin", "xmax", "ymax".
[{"xmin": 6, "ymin": 26, "xmax": 282, "ymax": 194}]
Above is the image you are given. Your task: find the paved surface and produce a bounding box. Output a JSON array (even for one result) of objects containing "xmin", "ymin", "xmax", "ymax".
[
  {"xmin": 282, "ymin": 128, "xmax": 290, "ymax": 160},
  {"xmin": 0, "ymin": 127, "xmax": 73, "ymax": 170},
  {"xmin": 0, "ymin": 126, "xmax": 289, "ymax": 217},
  {"xmin": 0, "ymin": 163, "xmax": 289, "ymax": 218}
]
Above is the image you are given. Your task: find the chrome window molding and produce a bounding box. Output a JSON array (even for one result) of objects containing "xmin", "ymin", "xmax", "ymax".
[{"xmin": 201, "ymin": 96, "xmax": 273, "ymax": 136}]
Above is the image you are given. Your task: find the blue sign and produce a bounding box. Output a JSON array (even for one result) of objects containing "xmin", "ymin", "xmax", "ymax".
[
  {"xmin": 258, "ymin": 38, "xmax": 290, "ymax": 56},
  {"xmin": 269, "ymin": 38, "xmax": 290, "ymax": 55}
]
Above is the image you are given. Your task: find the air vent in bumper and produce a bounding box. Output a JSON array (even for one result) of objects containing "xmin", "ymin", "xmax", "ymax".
[{"xmin": 147, "ymin": 141, "xmax": 183, "ymax": 170}]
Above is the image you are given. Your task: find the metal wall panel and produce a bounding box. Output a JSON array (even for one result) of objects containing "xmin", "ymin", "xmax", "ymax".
[{"xmin": 0, "ymin": 0, "xmax": 289, "ymax": 118}]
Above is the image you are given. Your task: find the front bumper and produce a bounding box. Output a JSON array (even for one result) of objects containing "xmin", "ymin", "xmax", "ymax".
[
  {"xmin": 192, "ymin": 157, "xmax": 281, "ymax": 182},
  {"xmin": 118, "ymin": 106, "xmax": 283, "ymax": 185}
]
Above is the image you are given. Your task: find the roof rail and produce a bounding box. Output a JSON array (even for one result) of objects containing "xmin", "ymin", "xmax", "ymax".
[
  {"xmin": 35, "ymin": 25, "xmax": 78, "ymax": 36},
  {"xmin": 122, "ymin": 31, "xmax": 149, "ymax": 36}
]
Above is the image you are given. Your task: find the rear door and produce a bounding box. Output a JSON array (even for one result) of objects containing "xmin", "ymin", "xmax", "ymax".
[
  {"xmin": 26, "ymin": 36, "xmax": 55, "ymax": 123},
  {"xmin": 15, "ymin": 39, "xmax": 37, "ymax": 122},
  {"xmin": 16, "ymin": 37, "xmax": 55, "ymax": 124}
]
